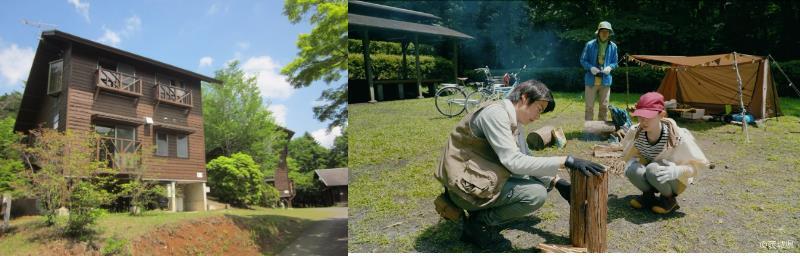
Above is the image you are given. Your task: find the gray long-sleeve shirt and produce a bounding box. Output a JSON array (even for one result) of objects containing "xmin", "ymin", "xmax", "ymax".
[{"xmin": 469, "ymin": 99, "xmax": 563, "ymax": 182}]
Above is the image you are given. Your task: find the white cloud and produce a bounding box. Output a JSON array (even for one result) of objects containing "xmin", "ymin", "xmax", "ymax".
[
  {"xmin": 206, "ymin": 3, "xmax": 229, "ymax": 16},
  {"xmin": 198, "ymin": 56, "xmax": 213, "ymax": 68},
  {"xmin": 0, "ymin": 43, "xmax": 35, "ymax": 88},
  {"xmin": 97, "ymin": 15, "xmax": 141, "ymax": 47},
  {"xmin": 267, "ymin": 104, "xmax": 288, "ymax": 126},
  {"xmin": 97, "ymin": 28, "xmax": 121, "ymax": 47},
  {"xmin": 67, "ymin": 0, "xmax": 90, "ymax": 22},
  {"xmin": 236, "ymin": 41, "xmax": 250, "ymax": 50},
  {"xmin": 125, "ymin": 15, "xmax": 142, "ymax": 33},
  {"xmin": 311, "ymin": 126, "xmax": 342, "ymax": 149},
  {"xmin": 241, "ymin": 56, "xmax": 293, "ymax": 99}
]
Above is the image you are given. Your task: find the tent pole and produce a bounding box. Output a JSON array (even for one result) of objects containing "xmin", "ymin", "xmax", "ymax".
[{"xmin": 733, "ymin": 52, "xmax": 750, "ymax": 143}]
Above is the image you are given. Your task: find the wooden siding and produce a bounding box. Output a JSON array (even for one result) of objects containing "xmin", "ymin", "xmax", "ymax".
[{"xmin": 66, "ymin": 45, "xmax": 206, "ymax": 181}]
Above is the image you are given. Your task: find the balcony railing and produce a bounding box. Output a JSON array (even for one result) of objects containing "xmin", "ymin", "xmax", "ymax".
[
  {"xmin": 157, "ymin": 83, "xmax": 193, "ymax": 108},
  {"xmin": 95, "ymin": 68, "xmax": 143, "ymax": 97},
  {"xmin": 96, "ymin": 136, "xmax": 142, "ymax": 171}
]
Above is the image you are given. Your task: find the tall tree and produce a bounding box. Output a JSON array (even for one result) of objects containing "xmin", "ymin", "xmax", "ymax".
[
  {"xmin": 203, "ymin": 61, "xmax": 287, "ymax": 173},
  {"xmin": 326, "ymin": 127, "xmax": 347, "ymax": 168},
  {"xmin": 282, "ymin": 0, "xmax": 348, "ymax": 129},
  {"xmin": 288, "ymin": 132, "xmax": 329, "ymax": 173},
  {"xmin": 0, "ymin": 92, "xmax": 22, "ymax": 119}
]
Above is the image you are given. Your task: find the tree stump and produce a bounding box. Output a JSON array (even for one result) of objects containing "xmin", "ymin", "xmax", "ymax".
[{"xmin": 569, "ymin": 170, "xmax": 608, "ymax": 252}]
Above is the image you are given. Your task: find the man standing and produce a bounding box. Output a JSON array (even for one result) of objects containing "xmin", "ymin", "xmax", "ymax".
[
  {"xmin": 580, "ymin": 21, "xmax": 619, "ymax": 121},
  {"xmin": 433, "ymin": 80, "xmax": 606, "ymax": 251}
]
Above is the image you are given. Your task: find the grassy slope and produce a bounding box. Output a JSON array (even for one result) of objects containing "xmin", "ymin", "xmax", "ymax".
[
  {"xmin": 349, "ymin": 92, "xmax": 800, "ymax": 253},
  {"xmin": 0, "ymin": 207, "xmax": 338, "ymax": 255}
]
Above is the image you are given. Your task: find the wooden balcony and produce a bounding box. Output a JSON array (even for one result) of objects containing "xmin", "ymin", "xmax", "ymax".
[
  {"xmin": 95, "ymin": 68, "xmax": 143, "ymax": 98},
  {"xmin": 96, "ymin": 137, "xmax": 142, "ymax": 171},
  {"xmin": 156, "ymin": 83, "xmax": 193, "ymax": 108}
]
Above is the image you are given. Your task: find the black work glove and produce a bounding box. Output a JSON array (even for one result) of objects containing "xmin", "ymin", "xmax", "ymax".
[
  {"xmin": 555, "ymin": 179, "xmax": 570, "ymax": 203},
  {"xmin": 565, "ymin": 155, "xmax": 606, "ymax": 177}
]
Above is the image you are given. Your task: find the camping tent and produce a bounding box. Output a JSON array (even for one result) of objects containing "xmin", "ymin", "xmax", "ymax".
[{"xmin": 626, "ymin": 53, "xmax": 781, "ymax": 119}]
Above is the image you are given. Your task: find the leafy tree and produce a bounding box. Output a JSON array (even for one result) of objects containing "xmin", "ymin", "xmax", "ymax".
[
  {"xmin": 203, "ymin": 61, "xmax": 288, "ymax": 173},
  {"xmin": 65, "ymin": 180, "xmax": 115, "ymax": 238},
  {"xmin": 282, "ymin": 0, "xmax": 348, "ymax": 129},
  {"xmin": 116, "ymin": 146, "xmax": 166, "ymax": 215},
  {"xmin": 0, "ymin": 92, "xmax": 22, "ymax": 119},
  {"xmin": 326, "ymin": 127, "xmax": 347, "ymax": 168},
  {"xmin": 15, "ymin": 129, "xmax": 113, "ymax": 227},
  {"xmin": 206, "ymin": 153, "xmax": 268, "ymax": 207},
  {"xmin": 0, "ymin": 117, "xmax": 23, "ymax": 196},
  {"xmin": 288, "ymin": 132, "xmax": 329, "ymax": 173}
]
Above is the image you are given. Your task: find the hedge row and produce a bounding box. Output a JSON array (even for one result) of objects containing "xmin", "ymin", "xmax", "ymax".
[
  {"xmin": 348, "ymin": 53, "xmax": 454, "ymax": 81},
  {"xmin": 348, "ymin": 39, "xmax": 436, "ymax": 56}
]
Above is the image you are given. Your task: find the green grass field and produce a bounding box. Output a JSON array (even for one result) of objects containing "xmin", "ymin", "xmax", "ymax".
[
  {"xmin": 0, "ymin": 207, "xmax": 339, "ymax": 255},
  {"xmin": 348, "ymin": 92, "xmax": 800, "ymax": 252}
]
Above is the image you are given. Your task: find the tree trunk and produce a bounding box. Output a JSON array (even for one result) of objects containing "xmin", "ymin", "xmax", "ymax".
[{"xmin": 569, "ymin": 171, "xmax": 608, "ymax": 252}]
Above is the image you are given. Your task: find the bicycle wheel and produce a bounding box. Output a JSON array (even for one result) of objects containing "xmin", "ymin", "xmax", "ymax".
[
  {"xmin": 435, "ymin": 86, "xmax": 467, "ymax": 117},
  {"xmin": 465, "ymin": 89, "xmax": 488, "ymax": 112}
]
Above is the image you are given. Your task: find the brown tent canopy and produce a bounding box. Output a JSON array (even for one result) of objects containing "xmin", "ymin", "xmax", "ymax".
[{"xmin": 627, "ymin": 53, "xmax": 781, "ymax": 119}]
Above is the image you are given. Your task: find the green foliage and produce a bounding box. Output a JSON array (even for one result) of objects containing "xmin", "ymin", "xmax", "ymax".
[
  {"xmin": 348, "ymin": 39, "xmax": 435, "ymax": 56},
  {"xmin": 261, "ymin": 185, "xmax": 281, "ymax": 208},
  {"xmin": 206, "ymin": 153, "xmax": 267, "ymax": 207},
  {"xmin": 772, "ymin": 60, "xmax": 800, "ymax": 97},
  {"xmin": 0, "ymin": 117, "xmax": 23, "ymax": 195},
  {"xmin": 65, "ymin": 181, "xmax": 115, "ymax": 238},
  {"xmin": 348, "ymin": 53, "xmax": 454, "ymax": 81},
  {"xmin": 326, "ymin": 128, "xmax": 347, "ymax": 168},
  {"xmin": 288, "ymin": 133, "xmax": 329, "ymax": 173},
  {"xmin": 118, "ymin": 180, "xmax": 166, "ymax": 215},
  {"xmin": 16, "ymin": 129, "xmax": 113, "ymax": 226},
  {"xmin": 101, "ymin": 236, "xmax": 130, "ymax": 256},
  {"xmin": 204, "ymin": 61, "xmax": 287, "ymax": 173},
  {"xmin": 282, "ymin": 0, "xmax": 347, "ymax": 129},
  {"xmin": 0, "ymin": 92, "xmax": 21, "ymax": 119}
]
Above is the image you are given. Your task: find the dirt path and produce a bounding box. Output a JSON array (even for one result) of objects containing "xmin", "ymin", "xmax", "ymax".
[{"xmin": 278, "ymin": 207, "xmax": 348, "ymax": 256}]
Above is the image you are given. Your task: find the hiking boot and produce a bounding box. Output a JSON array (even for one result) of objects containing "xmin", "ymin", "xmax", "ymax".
[
  {"xmin": 629, "ymin": 191, "xmax": 657, "ymax": 209},
  {"xmin": 434, "ymin": 192, "xmax": 463, "ymax": 221},
  {"xmin": 555, "ymin": 179, "xmax": 571, "ymax": 203},
  {"xmin": 651, "ymin": 195, "xmax": 680, "ymax": 214},
  {"xmin": 460, "ymin": 215, "xmax": 512, "ymax": 251}
]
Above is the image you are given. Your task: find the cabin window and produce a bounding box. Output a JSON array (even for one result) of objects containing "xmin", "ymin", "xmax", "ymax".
[
  {"xmin": 156, "ymin": 133, "xmax": 169, "ymax": 156},
  {"xmin": 47, "ymin": 59, "xmax": 63, "ymax": 95},
  {"xmin": 176, "ymin": 134, "xmax": 188, "ymax": 158}
]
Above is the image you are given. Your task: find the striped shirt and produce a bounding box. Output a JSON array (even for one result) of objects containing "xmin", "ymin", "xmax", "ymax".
[{"xmin": 634, "ymin": 125, "xmax": 668, "ymax": 162}]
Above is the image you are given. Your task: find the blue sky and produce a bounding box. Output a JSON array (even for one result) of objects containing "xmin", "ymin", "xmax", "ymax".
[{"xmin": 0, "ymin": 0, "xmax": 343, "ymax": 147}]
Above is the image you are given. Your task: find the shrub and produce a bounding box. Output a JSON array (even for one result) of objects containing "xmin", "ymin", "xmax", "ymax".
[
  {"xmin": 65, "ymin": 181, "xmax": 115, "ymax": 238},
  {"xmin": 261, "ymin": 185, "xmax": 281, "ymax": 208},
  {"xmin": 348, "ymin": 53, "xmax": 454, "ymax": 81},
  {"xmin": 206, "ymin": 153, "xmax": 266, "ymax": 207}
]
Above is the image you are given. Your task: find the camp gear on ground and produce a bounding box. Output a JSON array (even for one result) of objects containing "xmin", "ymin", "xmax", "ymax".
[
  {"xmin": 596, "ymin": 21, "xmax": 613, "ymax": 34},
  {"xmin": 655, "ymin": 160, "xmax": 684, "ymax": 184},
  {"xmin": 609, "ymin": 105, "xmax": 633, "ymax": 130},
  {"xmin": 585, "ymin": 84, "xmax": 611, "ymax": 121},
  {"xmin": 434, "ymin": 191, "xmax": 463, "ymax": 221},
  {"xmin": 460, "ymin": 214, "xmax": 512, "ymax": 251},
  {"xmin": 565, "ymin": 155, "xmax": 606, "ymax": 177},
  {"xmin": 555, "ymin": 179, "xmax": 571, "ymax": 203},
  {"xmin": 730, "ymin": 113, "xmax": 755, "ymax": 124},
  {"xmin": 625, "ymin": 53, "xmax": 780, "ymax": 119},
  {"xmin": 651, "ymin": 195, "xmax": 680, "ymax": 214},
  {"xmin": 629, "ymin": 191, "xmax": 657, "ymax": 209},
  {"xmin": 632, "ymin": 92, "xmax": 666, "ymax": 119}
]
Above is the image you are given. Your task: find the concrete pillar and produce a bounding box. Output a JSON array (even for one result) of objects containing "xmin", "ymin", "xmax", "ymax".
[
  {"xmin": 2, "ymin": 193, "xmax": 10, "ymax": 231},
  {"xmin": 167, "ymin": 181, "xmax": 177, "ymax": 212},
  {"xmin": 183, "ymin": 182, "xmax": 207, "ymax": 212}
]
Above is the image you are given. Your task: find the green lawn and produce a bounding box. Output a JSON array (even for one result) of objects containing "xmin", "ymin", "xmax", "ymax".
[
  {"xmin": 348, "ymin": 92, "xmax": 800, "ymax": 252},
  {"xmin": 0, "ymin": 207, "xmax": 339, "ymax": 255}
]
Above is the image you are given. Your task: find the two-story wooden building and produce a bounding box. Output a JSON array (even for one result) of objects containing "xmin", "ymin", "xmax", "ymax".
[{"xmin": 14, "ymin": 30, "xmax": 221, "ymax": 212}]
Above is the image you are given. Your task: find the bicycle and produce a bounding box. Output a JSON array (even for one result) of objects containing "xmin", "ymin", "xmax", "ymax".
[
  {"xmin": 466, "ymin": 65, "xmax": 527, "ymax": 109},
  {"xmin": 434, "ymin": 77, "xmax": 473, "ymax": 117}
]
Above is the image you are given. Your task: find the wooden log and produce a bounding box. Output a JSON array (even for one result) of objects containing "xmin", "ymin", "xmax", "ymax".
[
  {"xmin": 569, "ymin": 170, "xmax": 608, "ymax": 252},
  {"xmin": 535, "ymin": 243, "xmax": 588, "ymax": 253},
  {"xmin": 526, "ymin": 125, "xmax": 554, "ymax": 150}
]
